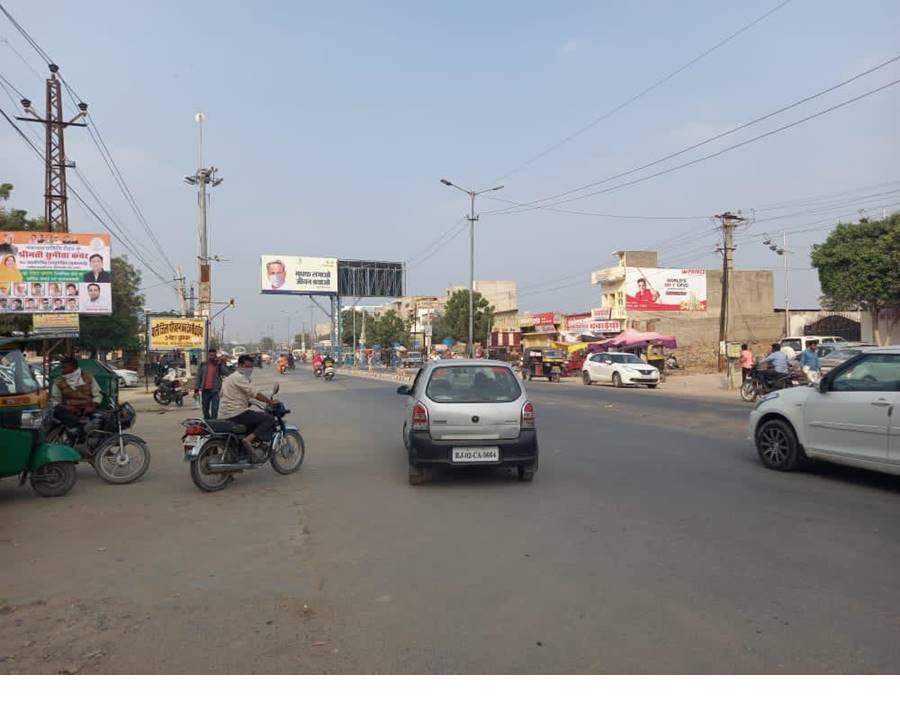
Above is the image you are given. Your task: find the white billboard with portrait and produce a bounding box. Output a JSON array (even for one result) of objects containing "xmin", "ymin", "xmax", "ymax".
[
  {"xmin": 624, "ymin": 268, "xmax": 707, "ymax": 311},
  {"xmin": 260, "ymin": 255, "xmax": 338, "ymax": 295}
]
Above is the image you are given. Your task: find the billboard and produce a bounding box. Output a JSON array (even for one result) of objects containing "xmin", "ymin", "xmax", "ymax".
[
  {"xmin": 260, "ymin": 255, "xmax": 337, "ymax": 295},
  {"xmin": 337, "ymin": 259, "xmax": 404, "ymax": 297},
  {"xmin": 0, "ymin": 232, "xmax": 112, "ymax": 315},
  {"xmin": 148, "ymin": 317, "xmax": 206, "ymax": 351},
  {"xmin": 31, "ymin": 313, "xmax": 80, "ymax": 338},
  {"xmin": 625, "ymin": 268, "xmax": 707, "ymax": 311}
]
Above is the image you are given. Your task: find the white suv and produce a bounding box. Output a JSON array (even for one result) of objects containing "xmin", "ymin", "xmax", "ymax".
[{"xmin": 749, "ymin": 346, "xmax": 900, "ymax": 475}]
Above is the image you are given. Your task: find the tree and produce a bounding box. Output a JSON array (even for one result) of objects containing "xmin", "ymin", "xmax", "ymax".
[
  {"xmin": 340, "ymin": 308, "xmax": 370, "ymax": 346},
  {"xmin": 79, "ymin": 256, "xmax": 145, "ymax": 357},
  {"xmin": 0, "ymin": 182, "xmax": 46, "ymax": 231},
  {"xmin": 431, "ymin": 289, "xmax": 494, "ymax": 346},
  {"xmin": 258, "ymin": 336, "xmax": 275, "ymax": 351},
  {"xmin": 369, "ymin": 309, "xmax": 409, "ymax": 348},
  {"xmin": 293, "ymin": 332, "xmax": 313, "ymax": 348},
  {"xmin": 810, "ymin": 213, "xmax": 900, "ymax": 344}
]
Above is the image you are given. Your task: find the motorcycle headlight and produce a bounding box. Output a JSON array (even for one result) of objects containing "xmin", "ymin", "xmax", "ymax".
[{"xmin": 20, "ymin": 409, "xmax": 47, "ymax": 428}]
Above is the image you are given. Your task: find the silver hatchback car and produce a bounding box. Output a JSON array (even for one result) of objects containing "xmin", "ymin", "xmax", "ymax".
[{"xmin": 397, "ymin": 359, "xmax": 538, "ymax": 485}]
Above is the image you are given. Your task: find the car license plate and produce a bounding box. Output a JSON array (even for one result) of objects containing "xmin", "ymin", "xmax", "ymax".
[{"xmin": 452, "ymin": 447, "xmax": 499, "ymax": 463}]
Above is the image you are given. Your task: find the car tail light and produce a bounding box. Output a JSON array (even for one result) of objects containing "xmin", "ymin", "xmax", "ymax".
[
  {"xmin": 521, "ymin": 401, "xmax": 535, "ymax": 428},
  {"xmin": 411, "ymin": 402, "xmax": 429, "ymax": 431}
]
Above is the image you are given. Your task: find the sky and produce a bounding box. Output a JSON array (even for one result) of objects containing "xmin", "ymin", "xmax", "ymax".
[{"xmin": 1, "ymin": 0, "xmax": 899, "ymax": 342}]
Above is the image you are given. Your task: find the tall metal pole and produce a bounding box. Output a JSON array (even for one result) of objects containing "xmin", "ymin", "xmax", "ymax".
[
  {"xmin": 783, "ymin": 230, "xmax": 791, "ymax": 337},
  {"xmin": 468, "ymin": 191, "xmax": 476, "ymax": 358}
]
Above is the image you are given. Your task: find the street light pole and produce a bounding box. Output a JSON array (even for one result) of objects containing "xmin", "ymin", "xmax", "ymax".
[
  {"xmin": 440, "ymin": 179, "xmax": 504, "ymax": 357},
  {"xmin": 763, "ymin": 232, "xmax": 793, "ymax": 336}
]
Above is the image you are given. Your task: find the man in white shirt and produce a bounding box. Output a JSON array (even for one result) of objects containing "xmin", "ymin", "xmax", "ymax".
[{"xmin": 219, "ymin": 354, "xmax": 275, "ymax": 461}]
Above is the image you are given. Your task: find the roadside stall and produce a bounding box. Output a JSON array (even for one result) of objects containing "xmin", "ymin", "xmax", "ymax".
[{"xmin": 589, "ymin": 329, "xmax": 678, "ymax": 375}]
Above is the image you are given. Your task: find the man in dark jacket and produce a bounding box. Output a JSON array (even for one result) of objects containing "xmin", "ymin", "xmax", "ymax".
[{"xmin": 194, "ymin": 349, "xmax": 229, "ymax": 419}]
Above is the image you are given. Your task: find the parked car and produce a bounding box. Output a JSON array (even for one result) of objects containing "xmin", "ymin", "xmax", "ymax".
[
  {"xmin": 581, "ymin": 352, "xmax": 660, "ymax": 388},
  {"xmin": 402, "ymin": 351, "xmax": 424, "ymax": 369},
  {"xmin": 749, "ymin": 346, "xmax": 900, "ymax": 475},
  {"xmin": 780, "ymin": 335, "xmax": 847, "ymax": 356},
  {"xmin": 397, "ymin": 360, "xmax": 538, "ymax": 484},
  {"xmin": 112, "ymin": 367, "xmax": 140, "ymax": 387}
]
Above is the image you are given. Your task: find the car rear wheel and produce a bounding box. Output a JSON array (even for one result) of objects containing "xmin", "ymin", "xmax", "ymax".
[
  {"xmin": 408, "ymin": 463, "xmax": 433, "ymax": 486},
  {"xmin": 755, "ymin": 418, "xmax": 802, "ymax": 471},
  {"xmin": 517, "ymin": 464, "xmax": 535, "ymax": 482},
  {"xmin": 582, "ymin": 371, "xmax": 592, "ymax": 385}
]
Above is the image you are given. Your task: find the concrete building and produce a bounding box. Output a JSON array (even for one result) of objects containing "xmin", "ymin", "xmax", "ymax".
[
  {"xmin": 448, "ymin": 280, "xmax": 519, "ymax": 331},
  {"xmin": 591, "ymin": 250, "xmax": 784, "ymax": 368}
]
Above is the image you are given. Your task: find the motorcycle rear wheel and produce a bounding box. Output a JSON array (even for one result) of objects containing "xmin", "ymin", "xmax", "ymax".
[
  {"xmin": 93, "ymin": 434, "xmax": 151, "ymax": 484},
  {"xmin": 153, "ymin": 389, "xmax": 172, "ymax": 406},
  {"xmin": 270, "ymin": 430, "xmax": 305, "ymax": 475},
  {"xmin": 190, "ymin": 439, "xmax": 235, "ymax": 492}
]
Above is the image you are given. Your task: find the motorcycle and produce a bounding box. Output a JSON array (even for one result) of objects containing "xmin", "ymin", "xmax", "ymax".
[
  {"xmin": 46, "ymin": 400, "xmax": 150, "ymax": 484},
  {"xmin": 181, "ymin": 383, "xmax": 305, "ymax": 493},
  {"xmin": 154, "ymin": 376, "xmax": 188, "ymax": 406},
  {"xmin": 740, "ymin": 364, "xmax": 801, "ymax": 403},
  {"xmin": 313, "ymin": 362, "xmax": 323, "ymax": 378},
  {"xmin": 324, "ymin": 364, "xmax": 335, "ymax": 381}
]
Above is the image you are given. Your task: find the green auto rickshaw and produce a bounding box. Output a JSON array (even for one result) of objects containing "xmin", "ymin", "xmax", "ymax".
[{"xmin": 0, "ymin": 344, "xmax": 80, "ymax": 497}]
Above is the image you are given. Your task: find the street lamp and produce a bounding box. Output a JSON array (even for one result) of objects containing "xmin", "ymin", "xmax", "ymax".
[
  {"xmin": 439, "ymin": 179, "xmax": 505, "ymax": 357},
  {"xmin": 763, "ymin": 232, "xmax": 794, "ymax": 336}
]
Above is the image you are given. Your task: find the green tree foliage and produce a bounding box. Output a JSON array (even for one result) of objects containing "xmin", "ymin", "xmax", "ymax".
[
  {"xmin": 340, "ymin": 308, "xmax": 371, "ymax": 346},
  {"xmin": 369, "ymin": 309, "xmax": 409, "ymax": 348},
  {"xmin": 810, "ymin": 214, "xmax": 900, "ymax": 343},
  {"xmin": 258, "ymin": 336, "xmax": 275, "ymax": 351},
  {"xmin": 431, "ymin": 289, "xmax": 494, "ymax": 346},
  {"xmin": 293, "ymin": 332, "xmax": 313, "ymax": 348},
  {"xmin": 0, "ymin": 182, "xmax": 46, "ymax": 231},
  {"xmin": 79, "ymin": 256, "xmax": 145, "ymax": 356}
]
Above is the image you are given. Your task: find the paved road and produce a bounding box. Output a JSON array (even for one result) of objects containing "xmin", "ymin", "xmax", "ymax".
[{"xmin": 2, "ymin": 367, "xmax": 899, "ymax": 673}]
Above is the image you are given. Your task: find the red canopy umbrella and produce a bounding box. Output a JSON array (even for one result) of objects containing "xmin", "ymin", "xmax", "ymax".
[{"xmin": 589, "ymin": 328, "xmax": 677, "ymax": 351}]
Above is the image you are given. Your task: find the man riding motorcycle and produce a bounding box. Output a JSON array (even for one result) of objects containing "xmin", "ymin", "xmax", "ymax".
[
  {"xmin": 51, "ymin": 356, "xmax": 102, "ymax": 434},
  {"xmin": 218, "ymin": 354, "xmax": 275, "ymax": 462},
  {"xmin": 759, "ymin": 342, "xmax": 791, "ymax": 389}
]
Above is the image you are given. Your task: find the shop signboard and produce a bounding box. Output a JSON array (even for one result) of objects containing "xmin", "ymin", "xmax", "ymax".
[
  {"xmin": 624, "ymin": 268, "xmax": 707, "ymax": 311},
  {"xmin": 0, "ymin": 232, "xmax": 112, "ymax": 315},
  {"xmin": 148, "ymin": 316, "xmax": 206, "ymax": 351},
  {"xmin": 260, "ymin": 255, "xmax": 338, "ymax": 295},
  {"xmin": 567, "ymin": 317, "xmax": 621, "ymax": 334},
  {"xmin": 31, "ymin": 313, "xmax": 80, "ymax": 338},
  {"xmin": 591, "ymin": 307, "xmax": 612, "ymax": 319}
]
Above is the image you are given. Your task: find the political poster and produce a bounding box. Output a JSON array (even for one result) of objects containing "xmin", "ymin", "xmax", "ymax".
[
  {"xmin": 0, "ymin": 231, "xmax": 112, "ymax": 315},
  {"xmin": 148, "ymin": 317, "xmax": 206, "ymax": 351},
  {"xmin": 260, "ymin": 255, "xmax": 338, "ymax": 295},
  {"xmin": 624, "ymin": 268, "xmax": 707, "ymax": 311}
]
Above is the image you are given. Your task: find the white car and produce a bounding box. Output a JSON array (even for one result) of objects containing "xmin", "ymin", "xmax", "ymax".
[
  {"xmin": 113, "ymin": 368, "xmax": 140, "ymax": 387},
  {"xmin": 581, "ymin": 351, "xmax": 660, "ymax": 388},
  {"xmin": 749, "ymin": 346, "xmax": 900, "ymax": 475}
]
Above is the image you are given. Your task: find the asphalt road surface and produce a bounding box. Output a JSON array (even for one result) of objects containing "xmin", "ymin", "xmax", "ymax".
[{"xmin": 2, "ymin": 366, "xmax": 899, "ymax": 673}]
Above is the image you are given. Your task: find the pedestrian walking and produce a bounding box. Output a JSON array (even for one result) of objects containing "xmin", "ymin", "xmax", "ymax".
[
  {"xmin": 194, "ymin": 348, "xmax": 229, "ymax": 420},
  {"xmin": 740, "ymin": 343, "xmax": 754, "ymax": 382},
  {"xmin": 798, "ymin": 339, "xmax": 821, "ymax": 383}
]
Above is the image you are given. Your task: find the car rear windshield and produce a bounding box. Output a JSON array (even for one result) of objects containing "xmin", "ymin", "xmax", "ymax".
[{"xmin": 426, "ymin": 366, "xmax": 522, "ymax": 403}]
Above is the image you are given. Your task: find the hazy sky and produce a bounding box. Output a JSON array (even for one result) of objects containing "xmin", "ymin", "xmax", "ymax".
[{"xmin": 2, "ymin": 0, "xmax": 899, "ymax": 341}]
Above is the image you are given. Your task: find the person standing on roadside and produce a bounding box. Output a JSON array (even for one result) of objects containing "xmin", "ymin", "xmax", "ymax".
[
  {"xmin": 194, "ymin": 348, "xmax": 228, "ymax": 419},
  {"xmin": 798, "ymin": 339, "xmax": 821, "ymax": 384},
  {"xmin": 740, "ymin": 343, "xmax": 754, "ymax": 382}
]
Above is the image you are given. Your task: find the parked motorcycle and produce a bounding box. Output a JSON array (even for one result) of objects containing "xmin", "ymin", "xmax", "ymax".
[
  {"xmin": 181, "ymin": 384, "xmax": 304, "ymax": 492},
  {"xmin": 740, "ymin": 364, "xmax": 801, "ymax": 403},
  {"xmin": 46, "ymin": 401, "xmax": 150, "ymax": 484},
  {"xmin": 154, "ymin": 377, "xmax": 188, "ymax": 406}
]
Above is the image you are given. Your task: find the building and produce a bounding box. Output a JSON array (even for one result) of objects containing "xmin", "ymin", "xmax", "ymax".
[
  {"xmin": 448, "ymin": 280, "xmax": 520, "ymax": 331},
  {"xmin": 591, "ymin": 250, "xmax": 784, "ymax": 367}
]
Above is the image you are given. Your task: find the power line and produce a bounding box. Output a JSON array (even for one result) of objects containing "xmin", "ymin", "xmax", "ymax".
[
  {"xmin": 488, "ymin": 76, "xmax": 900, "ymax": 213},
  {"xmin": 0, "ymin": 104, "xmax": 171, "ymax": 283},
  {"xmin": 492, "ymin": 0, "xmax": 796, "ymax": 182},
  {"xmin": 406, "ymin": 216, "xmax": 467, "ymax": 265},
  {"xmin": 481, "ymin": 194, "xmax": 708, "ymax": 220},
  {"xmin": 490, "ymin": 54, "xmax": 900, "ymax": 214}
]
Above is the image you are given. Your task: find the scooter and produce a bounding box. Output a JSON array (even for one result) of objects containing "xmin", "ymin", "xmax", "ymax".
[
  {"xmin": 46, "ymin": 400, "xmax": 150, "ymax": 484},
  {"xmin": 181, "ymin": 383, "xmax": 305, "ymax": 492},
  {"xmin": 313, "ymin": 363, "xmax": 323, "ymax": 378},
  {"xmin": 324, "ymin": 365, "xmax": 335, "ymax": 381}
]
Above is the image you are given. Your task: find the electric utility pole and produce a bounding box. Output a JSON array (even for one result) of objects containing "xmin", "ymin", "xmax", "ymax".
[
  {"xmin": 17, "ymin": 63, "xmax": 87, "ymax": 231},
  {"xmin": 440, "ymin": 179, "xmax": 505, "ymax": 357},
  {"xmin": 715, "ymin": 211, "xmax": 745, "ymax": 388},
  {"xmin": 184, "ymin": 112, "xmax": 222, "ymax": 322}
]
